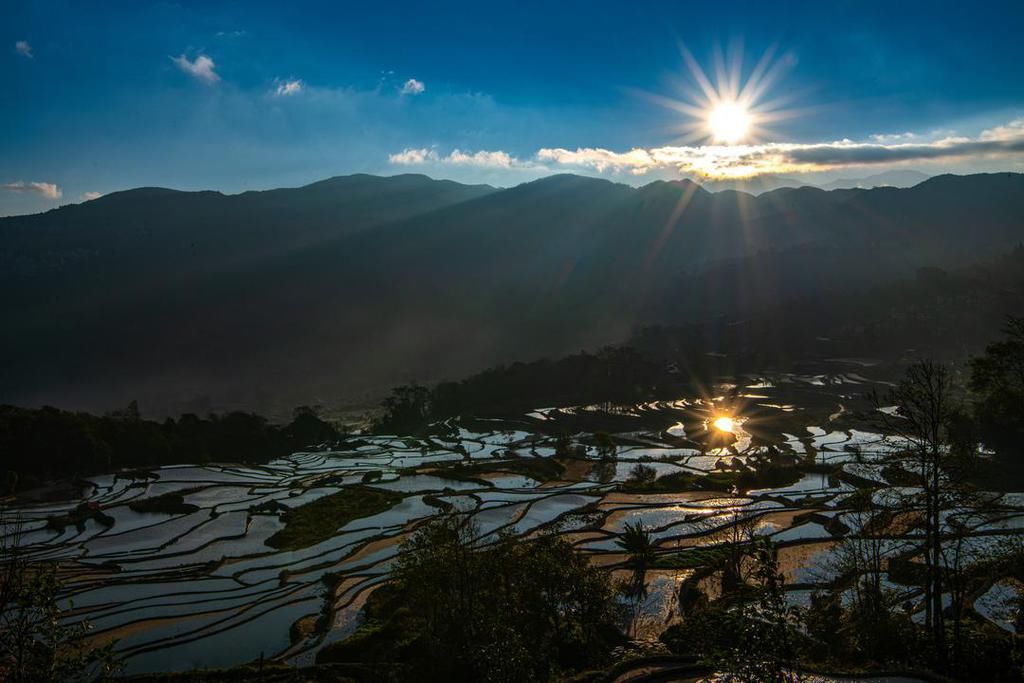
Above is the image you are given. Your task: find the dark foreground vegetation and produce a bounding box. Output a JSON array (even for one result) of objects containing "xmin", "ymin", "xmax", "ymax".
[
  {"xmin": 971, "ymin": 316, "xmax": 1024, "ymax": 454},
  {"xmin": 316, "ymin": 514, "xmax": 625, "ymax": 682},
  {"xmin": 0, "ymin": 405, "xmax": 338, "ymax": 495},
  {"xmin": 1, "ymin": 517, "xmax": 121, "ymax": 682}
]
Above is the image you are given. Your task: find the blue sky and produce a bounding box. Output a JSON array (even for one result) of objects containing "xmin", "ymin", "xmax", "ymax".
[{"xmin": 3, "ymin": 0, "xmax": 1024, "ymax": 215}]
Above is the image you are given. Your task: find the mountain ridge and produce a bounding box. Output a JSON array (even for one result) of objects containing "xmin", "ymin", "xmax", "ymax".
[{"xmin": 2, "ymin": 171, "xmax": 1022, "ymax": 416}]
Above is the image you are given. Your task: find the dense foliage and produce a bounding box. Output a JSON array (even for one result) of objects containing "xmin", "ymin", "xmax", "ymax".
[
  {"xmin": 372, "ymin": 346, "xmax": 678, "ymax": 433},
  {"xmin": 1, "ymin": 517, "xmax": 120, "ymax": 681},
  {"xmin": 0, "ymin": 404, "xmax": 338, "ymax": 494},
  {"xmin": 317, "ymin": 515, "xmax": 624, "ymax": 681},
  {"xmin": 971, "ymin": 316, "xmax": 1024, "ymax": 454}
]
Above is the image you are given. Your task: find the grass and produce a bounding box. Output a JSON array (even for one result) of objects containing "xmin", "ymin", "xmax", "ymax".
[
  {"xmin": 265, "ymin": 487, "xmax": 403, "ymax": 551},
  {"xmin": 622, "ymin": 471, "xmax": 700, "ymax": 493},
  {"xmin": 128, "ymin": 491, "xmax": 200, "ymax": 514},
  {"xmin": 655, "ymin": 545, "xmax": 735, "ymax": 569},
  {"xmin": 433, "ymin": 456, "xmax": 566, "ymax": 484},
  {"xmin": 423, "ymin": 494, "xmax": 454, "ymax": 511},
  {"xmin": 46, "ymin": 503, "xmax": 115, "ymax": 532}
]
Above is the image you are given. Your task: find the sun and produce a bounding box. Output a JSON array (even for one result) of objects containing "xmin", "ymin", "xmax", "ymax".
[
  {"xmin": 712, "ymin": 416, "xmax": 735, "ymax": 433},
  {"xmin": 641, "ymin": 43, "xmax": 797, "ymax": 154},
  {"xmin": 708, "ymin": 101, "xmax": 751, "ymax": 144}
]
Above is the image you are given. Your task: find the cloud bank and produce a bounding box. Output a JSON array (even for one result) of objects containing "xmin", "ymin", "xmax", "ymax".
[
  {"xmin": 541, "ymin": 119, "xmax": 1024, "ymax": 178},
  {"xmin": 389, "ymin": 118, "xmax": 1024, "ymax": 179},
  {"xmin": 2, "ymin": 181, "xmax": 62, "ymax": 199},
  {"xmin": 171, "ymin": 54, "xmax": 220, "ymax": 84}
]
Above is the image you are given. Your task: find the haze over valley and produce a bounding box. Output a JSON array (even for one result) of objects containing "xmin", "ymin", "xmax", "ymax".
[{"xmin": 3, "ymin": 171, "xmax": 1022, "ymax": 416}]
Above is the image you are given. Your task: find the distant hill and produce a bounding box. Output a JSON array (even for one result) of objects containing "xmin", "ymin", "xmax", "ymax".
[
  {"xmin": 0, "ymin": 173, "xmax": 494, "ymax": 293},
  {"xmin": 2, "ymin": 172, "xmax": 1022, "ymax": 416},
  {"xmin": 697, "ymin": 169, "xmax": 932, "ymax": 194},
  {"xmin": 819, "ymin": 169, "xmax": 931, "ymax": 190},
  {"xmin": 698, "ymin": 173, "xmax": 813, "ymax": 194}
]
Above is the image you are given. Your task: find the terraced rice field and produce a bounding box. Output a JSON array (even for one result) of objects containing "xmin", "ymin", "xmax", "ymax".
[{"xmin": 4, "ymin": 371, "xmax": 1022, "ymax": 674}]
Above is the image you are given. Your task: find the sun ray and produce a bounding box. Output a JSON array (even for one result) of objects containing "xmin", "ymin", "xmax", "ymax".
[
  {"xmin": 678, "ymin": 43, "xmax": 719, "ymax": 104},
  {"xmin": 739, "ymin": 48, "xmax": 789, "ymax": 104},
  {"xmin": 712, "ymin": 44, "xmax": 731, "ymax": 101},
  {"xmin": 726, "ymin": 38, "xmax": 744, "ymax": 101},
  {"xmin": 739, "ymin": 44, "xmax": 777, "ymax": 101}
]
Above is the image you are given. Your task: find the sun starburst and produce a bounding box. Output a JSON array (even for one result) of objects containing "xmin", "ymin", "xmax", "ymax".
[{"xmin": 641, "ymin": 42, "xmax": 801, "ymax": 154}]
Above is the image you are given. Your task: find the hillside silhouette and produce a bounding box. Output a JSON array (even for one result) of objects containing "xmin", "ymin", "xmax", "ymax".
[{"xmin": 2, "ymin": 172, "xmax": 1022, "ymax": 415}]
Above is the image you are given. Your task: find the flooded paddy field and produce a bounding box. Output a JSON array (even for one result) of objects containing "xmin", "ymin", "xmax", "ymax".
[{"xmin": 4, "ymin": 368, "xmax": 1023, "ymax": 675}]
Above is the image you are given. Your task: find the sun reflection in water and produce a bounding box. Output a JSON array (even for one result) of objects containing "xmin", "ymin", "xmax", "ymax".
[{"xmin": 712, "ymin": 416, "xmax": 736, "ymax": 433}]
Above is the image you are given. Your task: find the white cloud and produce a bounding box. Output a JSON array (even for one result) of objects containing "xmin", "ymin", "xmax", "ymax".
[
  {"xmin": 81, "ymin": 191, "xmax": 103, "ymax": 201},
  {"xmin": 2, "ymin": 181, "xmax": 62, "ymax": 200},
  {"xmin": 171, "ymin": 54, "xmax": 220, "ymax": 84},
  {"xmin": 272, "ymin": 79, "xmax": 303, "ymax": 97},
  {"xmin": 979, "ymin": 118, "xmax": 1024, "ymax": 141},
  {"xmin": 537, "ymin": 147, "xmax": 655, "ymax": 175},
  {"xmin": 446, "ymin": 149, "xmax": 515, "ymax": 167},
  {"xmin": 389, "ymin": 147, "xmax": 533, "ymax": 169},
  {"xmin": 400, "ymin": 78, "xmax": 425, "ymax": 96},
  {"xmin": 389, "ymin": 148, "xmax": 439, "ymax": 164},
  {"xmin": 15, "ymin": 40, "xmax": 32, "ymax": 58}
]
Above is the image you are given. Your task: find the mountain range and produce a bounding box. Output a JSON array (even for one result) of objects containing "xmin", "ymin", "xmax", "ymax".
[
  {"xmin": 700, "ymin": 169, "xmax": 931, "ymax": 193},
  {"xmin": 818, "ymin": 169, "xmax": 932, "ymax": 191},
  {"xmin": 2, "ymin": 171, "xmax": 1022, "ymax": 416}
]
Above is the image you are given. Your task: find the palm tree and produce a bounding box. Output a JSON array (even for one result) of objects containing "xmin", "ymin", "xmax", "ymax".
[
  {"xmin": 616, "ymin": 520, "xmax": 656, "ymax": 637},
  {"xmin": 617, "ymin": 521, "xmax": 655, "ymax": 580}
]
